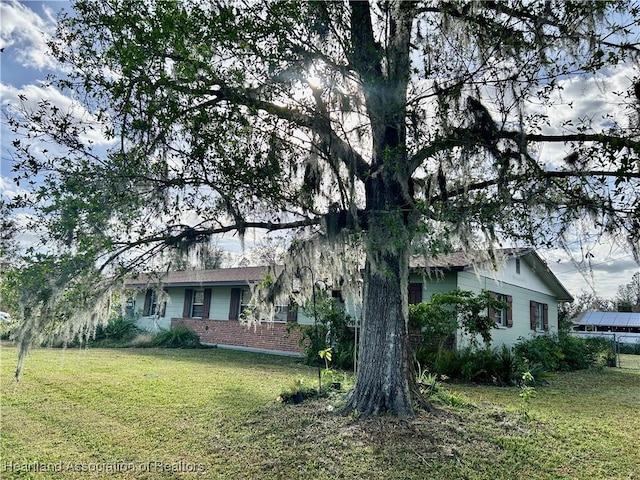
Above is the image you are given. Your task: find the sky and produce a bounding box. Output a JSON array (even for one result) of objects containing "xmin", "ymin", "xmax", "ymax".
[{"xmin": 1, "ymin": 0, "xmax": 639, "ymax": 300}]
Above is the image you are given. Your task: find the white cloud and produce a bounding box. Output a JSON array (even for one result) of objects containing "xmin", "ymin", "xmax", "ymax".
[
  {"xmin": 0, "ymin": 0, "xmax": 58, "ymax": 70},
  {"xmin": 1, "ymin": 82, "xmax": 114, "ymax": 146},
  {"xmin": 0, "ymin": 173, "xmax": 25, "ymax": 198},
  {"xmin": 540, "ymin": 237, "xmax": 640, "ymax": 300},
  {"xmin": 534, "ymin": 64, "xmax": 638, "ymax": 166}
]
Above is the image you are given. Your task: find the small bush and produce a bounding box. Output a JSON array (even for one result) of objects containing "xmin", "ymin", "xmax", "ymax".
[
  {"xmin": 514, "ymin": 335, "xmax": 564, "ymax": 371},
  {"xmin": 426, "ymin": 345, "xmax": 520, "ymax": 386},
  {"xmin": 292, "ymin": 296, "xmax": 355, "ymax": 370},
  {"xmin": 152, "ymin": 326, "xmax": 201, "ymax": 348},
  {"xmin": 495, "ymin": 344, "xmax": 520, "ymax": 385},
  {"xmin": 433, "ymin": 349, "xmax": 463, "ymax": 379},
  {"xmin": 515, "ymin": 333, "xmax": 613, "ymax": 372},
  {"xmin": 278, "ymin": 378, "xmax": 327, "ymax": 404},
  {"xmin": 92, "ymin": 314, "xmax": 139, "ymax": 345}
]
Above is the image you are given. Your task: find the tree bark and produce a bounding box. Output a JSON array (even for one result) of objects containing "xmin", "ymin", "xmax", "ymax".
[
  {"xmin": 344, "ymin": 235, "xmax": 414, "ymax": 416},
  {"xmin": 342, "ymin": 1, "xmax": 423, "ymax": 417}
]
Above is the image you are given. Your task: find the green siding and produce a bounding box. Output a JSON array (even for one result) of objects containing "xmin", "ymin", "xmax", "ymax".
[
  {"xmin": 409, "ymin": 271, "xmax": 458, "ymax": 301},
  {"xmin": 457, "ymin": 271, "xmax": 559, "ymax": 348}
]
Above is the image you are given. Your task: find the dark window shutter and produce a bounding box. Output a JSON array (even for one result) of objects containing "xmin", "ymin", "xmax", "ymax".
[
  {"xmin": 183, "ymin": 289, "xmax": 194, "ymax": 318},
  {"xmin": 408, "ymin": 283, "xmax": 423, "ymax": 305},
  {"xmin": 506, "ymin": 295, "xmax": 513, "ymax": 328},
  {"xmin": 487, "ymin": 291, "xmax": 496, "ymax": 320},
  {"xmin": 158, "ymin": 289, "xmax": 167, "ymax": 317},
  {"xmin": 543, "ymin": 303, "xmax": 549, "ymax": 330},
  {"xmin": 202, "ymin": 288, "xmax": 212, "ymax": 319},
  {"xmin": 286, "ymin": 301, "xmax": 298, "ymax": 322},
  {"xmin": 530, "ymin": 301, "xmax": 537, "ymax": 330},
  {"xmin": 229, "ymin": 288, "xmax": 241, "ymax": 320},
  {"xmin": 143, "ymin": 290, "xmax": 152, "ymax": 316}
]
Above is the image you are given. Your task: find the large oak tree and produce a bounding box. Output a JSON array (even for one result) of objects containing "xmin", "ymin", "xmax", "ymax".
[{"xmin": 4, "ymin": 0, "xmax": 640, "ymax": 416}]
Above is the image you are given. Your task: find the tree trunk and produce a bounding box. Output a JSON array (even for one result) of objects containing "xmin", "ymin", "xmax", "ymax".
[
  {"xmin": 345, "ymin": 251, "xmax": 412, "ymax": 416},
  {"xmin": 343, "ymin": 1, "xmax": 422, "ymax": 417},
  {"xmin": 343, "ymin": 209, "xmax": 426, "ymax": 417}
]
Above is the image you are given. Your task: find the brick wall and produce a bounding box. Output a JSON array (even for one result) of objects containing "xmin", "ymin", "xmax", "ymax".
[{"xmin": 172, "ymin": 318, "xmax": 304, "ymax": 354}]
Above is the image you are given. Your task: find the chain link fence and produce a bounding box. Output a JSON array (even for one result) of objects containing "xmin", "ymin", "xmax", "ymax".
[{"xmin": 571, "ymin": 331, "xmax": 640, "ymax": 369}]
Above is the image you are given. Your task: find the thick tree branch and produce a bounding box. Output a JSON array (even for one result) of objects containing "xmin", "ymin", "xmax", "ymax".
[
  {"xmin": 98, "ymin": 217, "xmax": 322, "ymax": 274},
  {"xmin": 410, "ymin": 128, "xmax": 640, "ymax": 172},
  {"xmin": 502, "ymin": 131, "xmax": 640, "ymax": 153},
  {"xmin": 431, "ymin": 170, "xmax": 639, "ymax": 204},
  {"xmin": 158, "ymin": 79, "xmax": 371, "ymax": 181}
]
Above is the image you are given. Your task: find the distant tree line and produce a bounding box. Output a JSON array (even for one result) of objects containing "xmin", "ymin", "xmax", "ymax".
[{"xmin": 562, "ymin": 273, "xmax": 640, "ymax": 322}]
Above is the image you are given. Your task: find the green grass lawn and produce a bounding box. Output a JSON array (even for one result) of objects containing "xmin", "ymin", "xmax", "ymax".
[{"xmin": 1, "ymin": 344, "xmax": 639, "ymax": 479}]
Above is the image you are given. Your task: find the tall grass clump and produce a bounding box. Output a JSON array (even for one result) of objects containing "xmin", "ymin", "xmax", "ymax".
[
  {"xmin": 152, "ymin": 325, "xmax": 202, "ymax": 348},
  {"xmin": 92, "ymin": 314, "xmax": 139, "ymax": 346}
]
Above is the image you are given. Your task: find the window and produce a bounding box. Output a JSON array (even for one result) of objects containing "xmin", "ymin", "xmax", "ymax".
[
  {"xmin": 272, "ymin": 305, "xmax": 290, "ymax": 323},
  {"xmin": 143, "ymin": 289, "xmax": 165, "ymax": 317},
  {"xmin": 183, "ymin": 288, "xmax": 211, "ymax": 319},
  {"xmin": 530, "ymin": 301, "xmax": 549, "ymax": 331},
  {"xmin": 229, "ymin": 288, "xmax": 251, "ymax": 321},
  {"xmin": 408, "ymin": 283, "xmax": 423, "ymax": 305},
  {"xmin": 191, "ymin": 289, "xmax": 204, "ymax": 318},
  {"xmin": 125, "ymin": 299, "xmax": 136, "ymax": 318},
  {"xmin": 515, "ymin": 258, "xmax": 521, "ymax": 274},
  {"xmin": 228, "ymin": 287, "xmax": 292, "ymax": 323},
  {"xmin": 240, "ymin": 289, "xmax": 251, "ymax": 314},
  {"xmin": 489, "ymin": 292, "xmax": 512, "ymax": 328}
]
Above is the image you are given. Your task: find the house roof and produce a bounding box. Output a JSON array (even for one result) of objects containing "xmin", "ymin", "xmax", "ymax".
[
  {"xmin": 410, "ymin": 248, "xmax": 574, "ymax": 302},
  {"xmin": 573, "ymin": 311, "xmax": 640, "ymax": 328},
  {"xmin": 125, "ymin": 265, "xmax": 276, "ymax": 288},
  {"xmin": 409, "ymin": 251, "xmax": 472, "ymax": 269},
  {"xmin": 126, "ymin": 248, "xmax": 572, "ymax": 302}
]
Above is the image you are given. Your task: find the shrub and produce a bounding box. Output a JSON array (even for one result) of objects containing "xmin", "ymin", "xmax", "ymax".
[
  {"xmin": 47, "ymin": 314, "xmax": 139, "ymax": 348},
  {"xmin": 432, "ymin": 349, "xmax": 462, "ymax": 379},
  {"xmin": 495, "ymin": 344, "xmax": 520, "ymax": 385},
  {"xmin": 514, "ymin": 333, "xmax": 615, "ymax": 372},
  {"xmin": 514, "ymin": 335, "xmax": 565, "ymax": 371},
  {"xmin": 459, "ymin": 347, "xmax": 496, "ymax": 382},
  {"xmin": 152, "ymin": 326, "xmax": 201, "ymax": 348},
  {"xmin": 292, "ymin": 296, "xmax": 355, "ymax": 370},
  {"xmin": 422, "ymin": 344, "xmax": 521, "ymax": 386},
  {"xmin": 92, "ymin": 314, "xmax": 139, "ymax": 345},
  {"xmin": 418, "ymin": 333, "xmax": 610, "ymax": 387}
]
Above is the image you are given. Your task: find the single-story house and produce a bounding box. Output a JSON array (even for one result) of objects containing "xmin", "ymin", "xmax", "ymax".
[
  {"xmin": 410, "ymin": 248, "xmax": 573, "ymax": 349},
  {"xmin": 572, "ymin": 311, "xmax": 640, "ymax": 345},
  {"xmin": 125, "ymin": 266, "xmax": 309, "ymax": 355},
  {"xmin": 125, "ymin": 248, "xmax": 573, "ymax": 355}
]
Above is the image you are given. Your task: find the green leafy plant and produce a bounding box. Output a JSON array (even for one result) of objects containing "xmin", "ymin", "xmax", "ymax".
[
  {"xmin": 92, "ymin": 314, "xmax": 139, "ymax": 344},
  {"xmin": 495, "ymin": 345, "xmax": 520, "ymax": 385},
  {"xmin": 515, "ymin": 333, "xmax": 614, "ymax": 372},
  {"xmin": 410, "ymin": 290, "xmax": 510, "ymax": 372},
  {"xmin": 291, "ymin": 296, "xmax": 355, "ymax": 370},
  {"xmin": 416, "ymin": 363, "xmax": 439, "ymax": 396},
  {"xmin": 278, "ymin": 377, "xmax": 322, "ymax": 404},
  {"xmin": 410, "ymin": 289, "xmax": 508, "ymax": 348},
  {"xmin": 319, "ymin": 346, "xmax": 337, "ymax": 389},
  {"xmin": 518, "ymin": 370, "xmax": 537, "ymax": 420},
  {"xmin": 151, "ymin": 325, "xmax": 201, "ymax": 348}
]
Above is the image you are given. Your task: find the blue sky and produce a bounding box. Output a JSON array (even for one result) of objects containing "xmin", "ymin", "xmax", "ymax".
[{"xmin": 1, "ymin": 0, "xmax": 639, "ymax": 299}]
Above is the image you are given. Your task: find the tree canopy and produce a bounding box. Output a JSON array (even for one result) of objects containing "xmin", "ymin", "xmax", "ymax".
[
  {"xmin": 615, "ymin": 272, "xmax": 640, "ymax": 312},
  {"xmin": 3, "ymin": 0, "xmax": 639, "ymax": 415}
]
